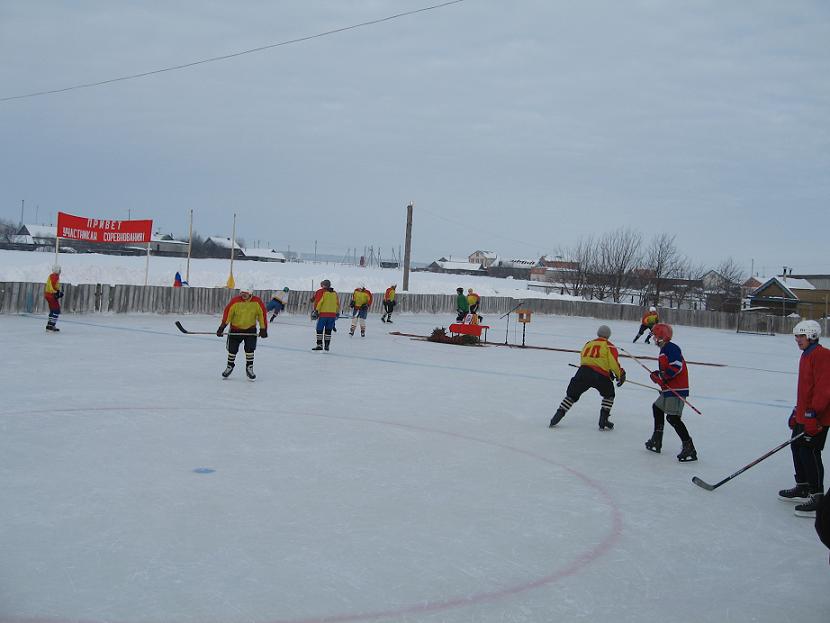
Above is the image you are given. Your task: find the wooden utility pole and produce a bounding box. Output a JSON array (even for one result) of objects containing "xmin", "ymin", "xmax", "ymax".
[
  {"xmin": 186, "ymin": 209, "xmax": 193, "ymax": 283},
  {"xmin": 227, "ymin": 213, "xmax": 236, "ymax": 289},
  {"xmin": 402, "ymin": 202, "xmax": 414, "ymax": 291}
]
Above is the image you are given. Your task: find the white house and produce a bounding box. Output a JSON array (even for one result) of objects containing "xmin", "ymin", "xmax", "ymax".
[{"xmin": 468, "ymin": 250, "xmax": 498, "ymax": 268}]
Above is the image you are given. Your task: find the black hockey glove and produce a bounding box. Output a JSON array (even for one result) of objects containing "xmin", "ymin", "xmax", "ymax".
[
  {"xmin": 616, "ymin": 369, "xmax": 626, "ymax": 387},
  {"xmin": 259, "ymin": 328, "xmax": 268, "ymax": 338},
  {"xmin": 55, "ymin": 290, "xmax": 64, "ymax": 299},
  {"xmin": 349, "ymin": 300, "xmax": 355, "ymax": 308},
  {"xmin": 310, "ymin": 310, "xmax": 319, "ymax": 320},
  {"xmin": 216, "ymin": 324, "xmax": 227, "ymax": 337}
]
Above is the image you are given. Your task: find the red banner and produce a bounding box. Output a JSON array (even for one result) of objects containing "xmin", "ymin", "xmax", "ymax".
[{"xmin": 57, "ymin": 212, "xmax": 153, "ymax": 244}]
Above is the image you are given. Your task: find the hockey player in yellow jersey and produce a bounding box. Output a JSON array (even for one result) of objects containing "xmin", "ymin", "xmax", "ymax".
[{"xmin": 549, "ymin": 325, "xmax": 626, "ymax": 430}]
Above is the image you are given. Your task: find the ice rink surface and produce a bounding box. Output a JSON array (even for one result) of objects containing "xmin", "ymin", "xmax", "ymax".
[{"xmin": 1, "ymin": 311, "xmax": 828, "ymax": 623}]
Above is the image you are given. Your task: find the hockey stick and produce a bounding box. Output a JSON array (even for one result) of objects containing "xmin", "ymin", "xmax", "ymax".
[
  {"xmin": 617, "ymin": 345, "xmax": 703, "ymax": 415},
  {"xmin": 567, "ymin": 363, "xmax": 658, "ymax": 392},
  {"xmin": 174, "ymin": 321, "xmax": 254, "ymax": 337},
  {"xmin": 692, "ymin": 433, "xmax": 805, "ymax": 491}
]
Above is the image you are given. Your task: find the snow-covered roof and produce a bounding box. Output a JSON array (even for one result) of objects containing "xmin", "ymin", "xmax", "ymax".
[
  {"xmin": 496, "ymin": 258, "xmax": 537, "ymax": 268},
  {"xmin": 754, "ymin": 276, "xmax": 815, "ymax": 300},
  {"xmin": 776, "ymin": 277, "xmax": 815, "ymax": 291},
  {"xmin": 470, "ymin": 250, "xmax": 498, "ymax": 259},
  {"xmin": 205, "ymin": 236, "xmax": 241, "ymax": 249},
  {"xmin": 241, "ymin": 248, "xmax": 286, "ymax": 261},
  {"xmin": 19, "ymin": 224, "xmax": 56, "ymax": 239},
  {"xmin": 433, "ymin": 260, "xmax": 484, "ymax": 271},
  {"xmin": 151, "ymin": 235, "xmax": 188, "ymax": 246}
]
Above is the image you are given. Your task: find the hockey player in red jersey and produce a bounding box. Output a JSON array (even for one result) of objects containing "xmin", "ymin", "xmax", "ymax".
[
  {"xmin": 549, "ymin": 325, "xmax": 626, "ymax": 431},
  {"xmin": 778, "ymin": 320, "xmax": 830, "ymax": 517}
]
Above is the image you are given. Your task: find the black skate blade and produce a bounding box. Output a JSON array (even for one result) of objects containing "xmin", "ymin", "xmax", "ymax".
[{"xmin": 692, "ymin": 476, "xmax": 715, "ymax": 491}]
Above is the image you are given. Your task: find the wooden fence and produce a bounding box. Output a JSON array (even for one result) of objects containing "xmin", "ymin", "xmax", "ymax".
[{"xmin": 0, "ymin": 281, "xmax": 801, "ymax": 334}]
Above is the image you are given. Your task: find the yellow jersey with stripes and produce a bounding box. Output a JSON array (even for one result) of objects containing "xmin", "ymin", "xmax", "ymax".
[
  {"xmin": 221, "ymin": 295, "xmax": 267, "ymax": 331},
  {"xmin": 579, "ymin": 337, "xmax": 624, "ymax": 379}
]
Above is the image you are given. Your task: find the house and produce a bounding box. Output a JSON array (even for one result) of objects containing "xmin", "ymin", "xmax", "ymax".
[
  {"xmin": 468, "ymin": 250, "xmax": 498, "ymax": 268},
  {"xmin": 487, "ymin": 258, "xmax": 538, "ymax": 280},
  {"xmin": 16, "ymin": 224, "xmax": 57, "ymax": 248},
  {"xmin": 148, "ymin": 233, "xmax": 189, "ymax": 257},
  {"xmin": 741, "ymin": 275, "xmax": 765, "ymax": 300},
  {"xmin": 748, "ymin": 275, "xmax": 829, "ymax": 319},
  {"xmin": 239, "ymin": 248, "xmax": 287, "ymax": 263},
  {"xmin": 421, "ymin": 258, "xmax": 485, "ymax": 275},
  {"xmin": 204, "ymin": 236, "xmax": 244, "ymax": 259},
  {"xmin": 532, "ymin": 257, "xmax": 580, "ymax": 283},
  {"xmin": 701, "ymin": 269, "xmax": 742, "ymax": 313}
]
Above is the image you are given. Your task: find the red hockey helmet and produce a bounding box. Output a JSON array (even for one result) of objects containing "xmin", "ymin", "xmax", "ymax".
[{"xmin": 652, "ymin": 323, "xmax": 673, "ymax": 342}]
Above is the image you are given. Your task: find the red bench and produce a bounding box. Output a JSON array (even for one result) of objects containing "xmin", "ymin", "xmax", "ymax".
[{"xmin": 449, "ymin": 323, "xmax": 490, "ymax": 342}]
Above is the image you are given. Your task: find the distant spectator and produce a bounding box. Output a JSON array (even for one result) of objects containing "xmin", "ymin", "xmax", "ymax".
[
  {"xmin": 44, "ymin": 264, "xmax": 63, "ymax": 332},
  {"xmin": 455, "ymin": 287, "xmax": 469, "ymax": 322}
]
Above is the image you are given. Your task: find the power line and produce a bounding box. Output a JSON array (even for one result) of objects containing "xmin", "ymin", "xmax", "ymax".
[{"xmin": 0, "ymin": 0, "xmax": 465, "ymax": 103}]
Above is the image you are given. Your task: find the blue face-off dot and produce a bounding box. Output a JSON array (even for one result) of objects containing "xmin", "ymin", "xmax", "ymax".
[{"xmin": 193, "ymin": 468, "xmax": 216, "ymax": 474}]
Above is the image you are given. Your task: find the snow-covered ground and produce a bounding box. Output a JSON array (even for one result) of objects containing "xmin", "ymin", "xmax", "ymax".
[
  {"xmin": 2, "ymin": 309, "xmax": 827, "ymax": 623},
  {"xmin": 0, "ymin": 249, "xmax": 580, "ymax": 301}
]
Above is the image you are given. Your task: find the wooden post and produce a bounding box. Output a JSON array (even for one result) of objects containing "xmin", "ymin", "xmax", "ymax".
[
  {"xmin": 144, "ymin": 242, "xmax": 150, "ymax": 286},
  {"xmin": 186, "ymin": 208, "xmax": 193, "ymax": 283},
  {"xmin": 228, "ymin": 213, "xmax": 236, "ymax": 288},
  {"xmin": 402, "ymin": 202, "xmax": 413, "ymax": 292}
]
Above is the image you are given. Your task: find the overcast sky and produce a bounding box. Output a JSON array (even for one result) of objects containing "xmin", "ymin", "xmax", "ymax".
[{"xmin": 1, "ymin": 1, "xmax": 828, "ymax": 274}]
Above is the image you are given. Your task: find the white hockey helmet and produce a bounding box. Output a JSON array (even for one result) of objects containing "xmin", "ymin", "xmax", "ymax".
[
  {"xmin": 649, "ymin": 306, "xmax": 656, "ymax": 312},
  {"xmin": 52, "ymin": 264, "xmax": 61, "ymax": 274},
  {"xmin": 793, "ymin": 319, "xmax": 821, "ymax": 340},
  {"xmin": 239, "ymin": 283, "xmax": 255, "ymax": 295}
]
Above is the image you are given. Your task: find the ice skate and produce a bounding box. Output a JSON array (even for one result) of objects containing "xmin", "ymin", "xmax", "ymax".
[
  {"xmin": 778, "ymin": 483, "xmax": 810, "ymax": 503},
  {"xmin": 794, "ymin": 493, "xmax": 823, "ymax": 517},
  {"xmin": 221, "ymin": 364, "xmax": 234, "ymax": 378},
  {"xmin": 245, "ymin": 364, "xmax": 256, "ymax": 380},
  {"xmin": 598, "ymin": 409, "xmax": 614, "ymax": 430},
  {"xmin": 645, "ymin": 430, "xmax": 663, "ymax": 453},
  {"xmin": 677, "ymin": 439, "xmax": 697, "ymax": 462},
  {"xmin": 549, "ymin": 408, "xmax": 566, "ymax": 427}
]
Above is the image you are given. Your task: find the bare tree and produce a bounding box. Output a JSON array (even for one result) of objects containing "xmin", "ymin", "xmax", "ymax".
[
  {"xmin": 672, "ymin": 259, "xmax": 706, "ymax": 309},
  {"xmin": 706, "ymin": 257, "xmax": 745, "ymax": 312},
  {"xmin": 643, "ymin": 233, "xmax": 684, "ymax": 304},
  {"xmin": 598, "ymin": 227, "xmax": 642, "ymax": 303},
  {"xmin": 0, "ymin": 218, "xmax": 16, "ymax": 242},
  {"xmin": 557, "ymin": 236, "xmax": 599, "ymax": 298}
]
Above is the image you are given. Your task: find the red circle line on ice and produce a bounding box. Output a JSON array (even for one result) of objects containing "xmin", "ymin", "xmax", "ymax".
[{"xmin": 3, "ymin": 405, "xmax": 625, "ymax": 623}]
